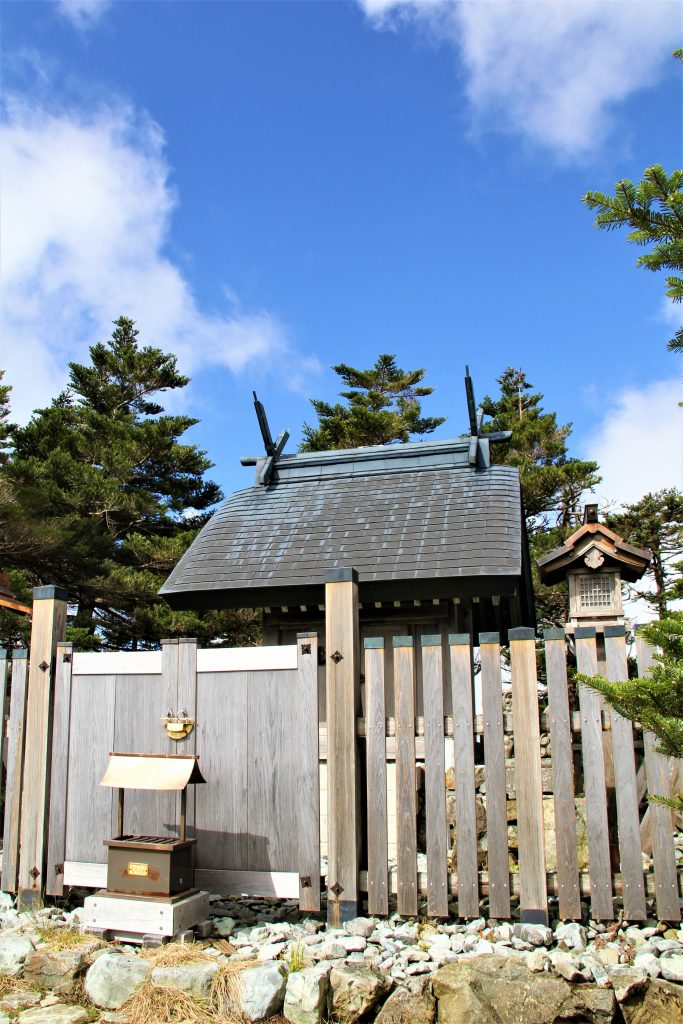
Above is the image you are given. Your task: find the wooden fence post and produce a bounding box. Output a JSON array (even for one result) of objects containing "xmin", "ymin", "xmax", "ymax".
[
  {"xmin": 364, "ymin": 637, "xmax": 388, "ymax": 917},
  {"xmin": 45, "ymin": 642, "xmax": 73, "ymax": 897},
  {"xmin": 509, "ymin": 627, "xmax": 548, "ymax": 925},
  {"xmin": 18, "ymin": 586, "xmax": 68, "ymax": 905},
  {"xmin": 0, "ymin": 649, "xmax": 8, "ymax": 813},
  {"xmin": 479, "ymin": 632, "xmax": 510, "ymax": 919},
  {"xmin": 297, "ymin": 632, "xmax": 321, "ymax": 913},
  {"xmin": 2, "ymin": 650, "xmax": 29, "ymax": 893},
  {"xmin": 636, "ymin": 636, "xmax": 681, "ymax": 923},
  {"xmin": 324, "ymin": 568, "xmax": 360, "ymax": 924}
]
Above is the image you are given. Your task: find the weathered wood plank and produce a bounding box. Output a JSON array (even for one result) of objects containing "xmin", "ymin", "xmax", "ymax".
[
  {"xmin": 45, "ymin": 645, "xmax": 73, "ymax": 896},
  {"xmin": 449, "ymin": 636, "xmax": 479, "ymax": 918},
  {"xmin": 394, "ymin": 637, "xmax": 418, "ymax": 917},
  {"xmin": 247, "ymin": 669, "xmax": 300, "ymax": 870},
  {"xmin": 194, "ymin": 671, "xmax": 249, "ymax": 872},
  {"xmin": 64, "ymin": 674, "xmax": 116, "ymax": 865},
  {"xmin": 176, "ymin": 638, "xmax": 198, "ymax": 836},
  {"xmin": 604, "ymin": 628, "xmax": 646, "ymax": 921},
  {"xmin": 194, "ymin": 869, "xmax": 299, "ymax": 899},
  {"xmin": 575, "ymin": 628, "xmax": 613, "ymax": 920},
  {"xmin": 636, "ymin": 637, "xmax": 681, "ymax": 922},
  {"xmin": 479, "ymin": 633, "xmax": 510, "ymax": 918},
  {"xmin": 297, "ymin": 633, "xmax": 320, "ymax": 912},
  {"xmin": 509, "ymin": 628, "xmax": 548, "ymax": 925},
  {"xmin": 2, "ymin": 653, "xmax": 29, "ymax": 892},
  {"xmin": 325, "ymin": 570, "xmax": 361, "ymax": 923},
  {"xmin": 544, "ymin": 629, "xmax": 581, "ymax": 920},
  {"xmin": 421, "ymin": 637, "xmax": 449, "ymax": 916},
  {"xmin": 364, "ymin": 638, "xmax": 388, "ymax": 916},
  {"xmin": 0, "ymin": 650, "xmax": 8, "ymax": 816},
  {"xmin": 19, "ymin": 587, "xmax": 67, "ymax": 900}
]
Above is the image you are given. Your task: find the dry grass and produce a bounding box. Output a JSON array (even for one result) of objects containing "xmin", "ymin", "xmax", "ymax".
[
  {"xmin": 122, "ymin": 951, "xmax": 259, "ymax": 1024},
  {"xmin": 139, "ymin": 942, "xmax": 213, "ymax": 967},
  {"xmin": 0, "ymin": 974, "xmax": 41, "ymax": 998},
  {"xmin": 35, "ymin": 925, "xmax": 94, "ymax": 951}
]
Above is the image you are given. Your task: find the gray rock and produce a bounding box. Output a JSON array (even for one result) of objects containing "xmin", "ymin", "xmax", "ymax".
[
  {"xmin": 554, "ymin": 923, "xmax": 587, "ymax": 952},
  {"xmin": 16, "ymin": 1007, "xmax": 90, "ymax": 1024},
  {"xmin": 633, "ymin": 952, "xmax": 660, "ymax": 978},
  {"xmin": 619, "ymin": 978, "xmax": 683, "ymax": 1024},
  {"xmin": 0, "ymin": 933, "xmax": 34, "ymax": 976},
  {"xmin": 433, "ymin": 954, "xmax": 616, "ymax": 1024},
  {"xmin": 526, "ymin": 950, "xmax": 549, "ymax": 972},
  {"xmin": 151, "ymin": 961, "xmax": 219, "ymax": 997},
  {"xmin": 84, "ymin": 951, "xmax": 150, "ymax": 1009},
  {"xmin": 375, "ymin": 986, "xmax": 435, "ymax": 1024},
  {"xmin": 24, "ymin": 941, "xmax": 101, "ymax": 995},
  {"xmin": 283, "ymin": 963, "xmax": 331, "ymax": 1024},
  {"xmin": 551, "ymin": 954, "xmax": 588, "ymax": 983},
  {"xmin": 329, "ymin": 964, "xmax": 390, "ymax": 1022},
  {"xmin": 513, "ymin": 923, "xmax": 553, "ymax": 947},
  {"xmin": 213, "ymin": 917, "xmax": 236, "ymax": 937},
  {"xmin": 235, "ymin": 961, "xmax": 288, "ymax": 1021},
  {"xmin": 0, "ymin": 992, "xmax": 41, "ymax": 1013},
  {"xmin": 608, "ymin": 966, "xmax": 649, "ymax": 1003},
  {"xmin": 345, "ymin": 918, "xmax": 375, "ymax": 938},
  {"xmin": 660, "ymin": 953, "xmax": 683, "ymax": 983},
  {"xmin": 337, "ymin": 935, "xmax": 366, "ymax": 953}
]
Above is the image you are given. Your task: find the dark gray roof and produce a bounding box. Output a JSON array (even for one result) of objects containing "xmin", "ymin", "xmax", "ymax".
[{"xmin": 160, "ymin": 437, "xmax": 525, "ymax": 609}]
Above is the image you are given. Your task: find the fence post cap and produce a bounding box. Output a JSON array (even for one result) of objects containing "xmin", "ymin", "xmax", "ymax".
[
  {"xmin": 508, "ymin": 627, "xmax": 536, "ymax": 641},
  {"xmin": 32, "ymin": 585, "xmax": 69, "ymax": 602},
  {"xmin": 324, "ymin": 568, "xmax": 358, "ymax": 584},
  {"xmin": 543, "ymin": 628, "xmax": 566, "ymax": 641},
  {"xmin": 363, "ymin": 637, "xmax": 384, "ymax": 649},
  {"xmin": 420, "ymin": 634, "xmax": 442, "ymax": 647},
  {"xmin": 478, "ymin": 631, "xmax": 500, "ymax": 645},
  {"xmin": 604, "ymin": 624, "xmax": 627, "ymax": 637},
  {"xmin": 448, "ymin": 633, "xmax": 471, "ymax": 646},
  {"xmin": 574, "ymin": 626, "xmax": 597, "ymax": 639},
  {"xmin": 392, "ymin": 635, "xmax": 413, "ymax": 648},
  {"xmin": 12, "ymin": 649, "xmax": 28, "ymax": 659}
]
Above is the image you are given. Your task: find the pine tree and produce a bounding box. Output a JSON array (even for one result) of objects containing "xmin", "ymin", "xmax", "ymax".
[
  {"xmin": 481, "ymin": 368, "xmax": 601, "ymax": 627},
  {"xmin": 606, "ymin": 489, "xmax": 683, "ymax": 617},
  {"xmin": 300, "ymin": 354, "xmax": 446, "ymax": 452},
  {"xmin": 583, "ymin": 159, "xmax": 683, "ymax": 353},
  {"xmin": 0, "ymin": 371, "xmax": 13, "ymax": 466},
  {"xmin": 0, "ymin": 318, "xmax": 259, "ymax": 649},
  {"xmin": 579, "ymin": 613, "xmax": 683, "ymax": 813}
]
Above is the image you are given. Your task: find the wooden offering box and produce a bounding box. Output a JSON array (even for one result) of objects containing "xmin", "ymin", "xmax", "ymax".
[{"xmin": 100, "ymin": 753, "xmax": 205, "ymax": 899}]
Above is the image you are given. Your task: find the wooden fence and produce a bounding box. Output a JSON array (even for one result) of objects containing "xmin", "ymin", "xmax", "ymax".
[{"xmin": 1, "ymin": 596, "xmax": 681, "ymax": 925}]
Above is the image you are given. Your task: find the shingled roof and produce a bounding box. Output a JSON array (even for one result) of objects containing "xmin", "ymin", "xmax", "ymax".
[{"xmin": 160, "ymin": 436, "xmax": 528, "ymax": 610}]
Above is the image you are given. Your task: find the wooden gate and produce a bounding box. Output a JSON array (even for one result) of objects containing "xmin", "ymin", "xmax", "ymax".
[{"xmin": 2, "ymin": 635, "xmax": 320, "ymax": 911}]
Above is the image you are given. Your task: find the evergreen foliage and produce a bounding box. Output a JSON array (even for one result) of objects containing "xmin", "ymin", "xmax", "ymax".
[
  {"xmin": 583, "ymin": 159, "xmax": 683, "ymax": 353},
  {"xmin": 481, "ymin": 368, "xmax": 601, "ymax": 627},
  {"xmin": 606, "ymin": 488, "xmax": 683, "ymax": 617},
  {"xmin": 579, "ymin": 613, "xmax": 683, "ymax": 813},
  {"xmin": 0, "ymin": 318, "xmax": 259, "ymax": 650},
  {"xmin": 300, "ymin": 354, "xmax": 445, "ymax": 451}
]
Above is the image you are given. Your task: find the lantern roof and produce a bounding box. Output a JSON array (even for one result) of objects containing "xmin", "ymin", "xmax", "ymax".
[{"xmin": 537, "ymin": 505, "xmax": 651, "ymax": 586}]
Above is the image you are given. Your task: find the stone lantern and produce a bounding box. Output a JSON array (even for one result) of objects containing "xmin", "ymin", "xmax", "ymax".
[{"xmin": 537, "ymin": 504, "xmax": 651, "ymax": 639}]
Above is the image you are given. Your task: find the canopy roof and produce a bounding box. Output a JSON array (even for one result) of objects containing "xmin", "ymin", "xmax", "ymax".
[
  {"xmin": 537, "ymin": 516, "xmax": 651, "ymax": 586},
  {"xmin": 160, "ymin": 435, "xmax": 531, "ymax": 610},
  {"xmin": 100, "ymin": 753, "xmax": 206, "ymax": 791}
]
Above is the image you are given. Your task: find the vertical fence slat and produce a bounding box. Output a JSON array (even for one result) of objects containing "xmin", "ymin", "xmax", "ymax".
[
  {"xmin": 604, "ymin": 627, "xmax": 647, "ymax": 921},
  {"xmin": 2, "ymin": 652, "xmax": 29, "ymax": 892},
  {"xmin": 177, "ymin": 639, "xmax": 198, "ymax": 841},
  {"xmin": 636, "ymin": 637, "xmax": 681, "ymax": 922},
  {"xmin": 575, "ymin": 628, "xmax": 613, "ymax": 920},
  {"xmin": 394, "ymin": 637, "xmax": 417, "ymax": 917},
  {"xmin": 45, "ymin": 644, "xmax": 73, "ymax": 897},
  {"xmin": 0, "ymin": 650, "xmax": 8, "ymax": 818},
  {"xmin": 297, "ymin": 633, "xmax": 321, "ymax": 913},
  {"xmin": 544, "ymin": 629, "xmax": 581, "ymax": 920},
  {"xmin": 509, "ymin": 628, "xmax": 548, "ymax": 925},
  {"xmin": 479, "ymin": 632, "xmax": 510, "ymax": 919},
  {"xmin": 422, "ymin": 637, "xmax": 449, "ymax": 917},
  {"xmin": 365, "ymin": 638, "xmax": 388, "ymax": 916},
  {"xmin": 450, "ymin": 635, "xmax": 479, "ymax": 918}
]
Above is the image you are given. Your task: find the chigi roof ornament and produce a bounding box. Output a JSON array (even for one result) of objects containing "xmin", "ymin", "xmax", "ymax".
[
  {"xmin": 240, "ymin": 391, "xmax": 290, "ymax": 486},
  {"xmin": 464, "ymin": 366, "xmax": 512, "ymax": 469}
]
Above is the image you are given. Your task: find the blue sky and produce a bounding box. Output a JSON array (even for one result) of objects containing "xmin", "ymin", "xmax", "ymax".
[{"xmin": 2, "ymin": 0, "xmax": 681, "ymax": 509}]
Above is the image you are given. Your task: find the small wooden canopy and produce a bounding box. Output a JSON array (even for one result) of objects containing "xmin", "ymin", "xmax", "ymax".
[
  {"xmin": 537, "ymin": 504, "xmax": 651, "ymax": 586},
  {"xmin": 100, "ymin": 753, "xmax": 205, "ymax": 791}
]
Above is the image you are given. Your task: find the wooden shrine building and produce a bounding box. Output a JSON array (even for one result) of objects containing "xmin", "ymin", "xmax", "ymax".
[{"xmin": 160, "ymin": 386, "xmax": 535, "ymax": 644}]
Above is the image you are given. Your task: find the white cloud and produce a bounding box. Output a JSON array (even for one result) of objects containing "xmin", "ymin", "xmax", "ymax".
[
  {"xmin": 358, "ymin": 1, "xmax": 681, "ymax": 159},
  {"xmin": 56, "ymin": 0, "xmax": 111, "ymax": 31},
  {"xmin": 583, "ymin": 377, "xmax": 682, "ymax": 510},
  {"xmin": 0, "ymin": 96, "xmax": 315, "ymax": 422}
]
